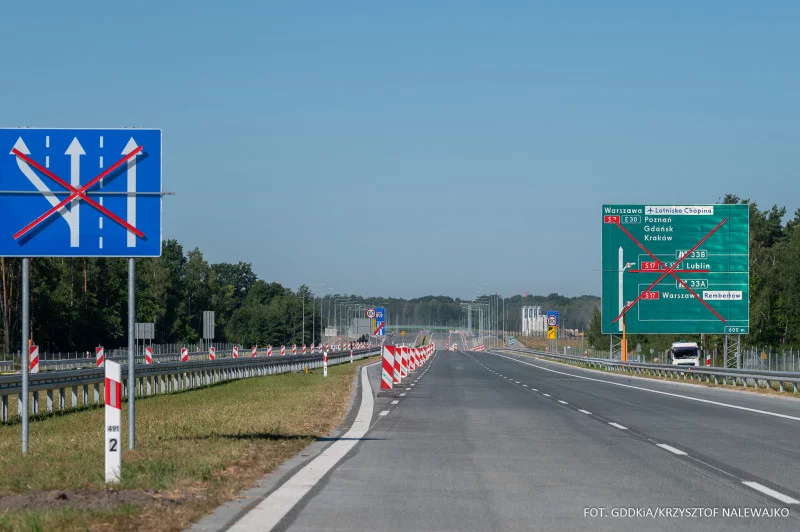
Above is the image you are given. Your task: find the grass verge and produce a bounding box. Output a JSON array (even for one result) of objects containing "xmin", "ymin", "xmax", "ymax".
[{"xmin": 0, "ymin": 357, "xmax": 378, "ymax": 531}]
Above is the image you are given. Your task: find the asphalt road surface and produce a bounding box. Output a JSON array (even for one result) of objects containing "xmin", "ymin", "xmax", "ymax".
[{"xmin": 222, "ymin": 335, "xmax": 800, "ymax": 531}]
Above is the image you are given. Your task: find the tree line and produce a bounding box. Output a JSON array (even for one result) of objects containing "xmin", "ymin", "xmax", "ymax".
[{"xmin": 0, "ymin": 240, "xmax": 321, "ymax": 354}]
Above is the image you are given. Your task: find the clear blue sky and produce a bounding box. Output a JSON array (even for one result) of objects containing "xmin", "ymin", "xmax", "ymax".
[{"xmin": 2, "ymin": 2, "xmax": 797, "ymax": 299}]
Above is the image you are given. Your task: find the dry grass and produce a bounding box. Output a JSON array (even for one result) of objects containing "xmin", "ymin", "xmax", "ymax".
[{"xmin": 0, "ymin": 357, "xmax": 378, "ymax": 531}]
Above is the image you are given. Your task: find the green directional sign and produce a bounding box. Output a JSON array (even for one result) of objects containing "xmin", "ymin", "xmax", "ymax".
[{"xmin": 601, "ymin": 204, "xmax": 749, "ymax": 334}]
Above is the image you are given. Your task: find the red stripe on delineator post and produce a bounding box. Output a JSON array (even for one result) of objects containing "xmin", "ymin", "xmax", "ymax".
[
  {"xmin": 381, "ymin": 345, "xmax": 395, "ymax": 390},
  {"xmin": 612, "ymin": 219, "xmax": 728, "ymax": 324},
  {"xmin": 13, "ymin": 146, "xmax": 144, "ymax": 240},
  {"xmin": 105, "ymin": 377, "xmax": 122, "ymax": 410},
  {"xmin": 12, "ymin": 149, "xmax": 144, "ymax": 238}
]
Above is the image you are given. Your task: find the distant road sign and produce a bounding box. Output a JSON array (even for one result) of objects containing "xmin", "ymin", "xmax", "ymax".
[
  {"xmin": 547, "ymin": 326, "xmax": 557, "ymax": 340},
  {"xmin": 0, "ymin": 128, "xmax": 162, "ymax": 257},
  {"xmin": 373, "ymin": 307, "xmax": 385, "ymax": 336},
  {"xmin": 601, "ymin": 204, "xmax": 749, "ymax": 334},
  {"xmin": 366, "ymin": 308, "xmax": 376, "ymax": 319},
  {"xmin": 546, "ymin": 311, "xmax": 559, "ymax": 327},
  {"xmin": 400, "ymin": 331, "xmax": 405, "ymax": 337}
]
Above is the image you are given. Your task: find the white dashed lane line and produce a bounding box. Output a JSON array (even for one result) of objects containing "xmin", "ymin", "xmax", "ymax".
[
  {"xmin": 470, "ymin": 351, "xmax": 800, "ymax": 508},
  {"xmin": 741, "ymin": 482, "xmax": 800, "ymax": 505},
  {"xmin": 657, "ymin": 444, "xmax": 687, "ymax": 456},
  {"xmin": 391, "ymin": 400, "xmax": 399, "ymax": 405},
  {"xmin": 379, "ymin": 410, "xmax": 389, "ymax": 417},
  {"xmin": 399, "ymin": 393, "xmax": 406, "ymax": 397}
]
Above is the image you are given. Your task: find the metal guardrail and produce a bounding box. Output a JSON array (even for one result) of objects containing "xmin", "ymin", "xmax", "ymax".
[
  {"xmin": 1, "ymin": 349, "xmax": 379, "ymax": 422},
  {"xmin": 501, "ymin": 346, "xmax": 800, "ymax": 394}
]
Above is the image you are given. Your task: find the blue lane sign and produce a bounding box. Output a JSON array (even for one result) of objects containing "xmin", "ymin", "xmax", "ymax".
[
  {"xmin": 0, "ymin": 129, "xmax": 162, "ymax": 257},
  {"xmin": 546, "ymin": 311, "xmax": 559, "ymax": 327},
  {"xmin": 374, "ymin": 307, "xmax": 385, "ymax": 336}
]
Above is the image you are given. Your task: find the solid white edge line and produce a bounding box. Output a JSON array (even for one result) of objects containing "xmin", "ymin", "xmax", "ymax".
[
  {"xmin": 608, "ymin": 422, "xmax": 628, "ymax": 430},
  {"xmin": 741, "ymin": 481, "xmax": 800, "ymax": 505},
  {"xmin": 490, "ymin": 352, "xmax": 800, "ymax": 423},
  {"xmin": 656, "ymin": 443, "xmax": 688, "ymax": 456},
  {"xmin": 229, "ymin": 362, "xmax": 378, "ymax": 531},
  {"xmin": 578, "ymin": 409, "xmax": 592, "ymax": 415}
]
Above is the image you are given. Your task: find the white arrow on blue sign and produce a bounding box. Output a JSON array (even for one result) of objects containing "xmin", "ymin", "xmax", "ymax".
[{"xmin": 0, "ymin": 129, "xmax": 162, "ymax": 257}]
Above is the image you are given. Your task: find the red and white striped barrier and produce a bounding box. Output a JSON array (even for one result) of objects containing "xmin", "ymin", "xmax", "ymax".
[
  {"xmin": 181, "ymin": 347, "xmax": 189, "ymax": 362},
  {"xmin": 393, "ymin": 346, "xmax": 402, "ymax": 384},
  {"xmin": 145, "ymin": 346, "xmax": 153, "ymax": 364},
  {"xmin": 292, "ymin": 344, "xmax": 297, "ymax": 355},
  {"xmin": 233, "ymin": 346, "xmax": 239, "ymax": 358},
  {"xmin": 302, "ymin": 344, "xmax": 307, "ymax": 354},
  {"xmin": 281, "ymin": 345, "xmax": 286, "ymax": 356},
  {"xmin": 105, "ymin": 360, "xmax": 122, "ymax": 483},
  {"xmin": 96, "ymin": 346, "xmax": 105, "ymax": 368},
  {"xmin": 209, "ymin": 346, "xmax": 216, "ymax": 360},
  {"xmin": 252, "ymin": 346, "xmax": 258, "ymax": 357},
  {"xmin": 413, "ymin": 348, "xmax": 420, "ymax": 369},
  {"xmin": 381, "ymin": 345, "xmax": 395, "ymax": 390},
  {"xmin": 29, "ymin": 345, "xmax": 39, "ymax": 374},
  {"xmin": 267, "ymin": 345, "xmax": 273, "ymax": 356},
  {"xmin": 325, "ymin": 344, "xmax": 329, "ymax": 352},
  {"xmin": 471, "ymin": 344, "xmax": 485, "ymax": 352},
  {"xmin": 399, "ymin": 346, "xmax": 408, "ymax": 378}
]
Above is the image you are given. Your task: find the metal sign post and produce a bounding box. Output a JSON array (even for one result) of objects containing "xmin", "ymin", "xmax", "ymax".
[
  {"xmin": 128, "ymin": 259, "xmax": 135, "ymax": 449},
  {"xmin": 21, "ymin": 258, "xmax": 29, "ymax": 454}
]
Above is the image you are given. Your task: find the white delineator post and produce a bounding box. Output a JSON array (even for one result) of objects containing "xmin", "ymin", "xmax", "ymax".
[
  {"xmin": 29, "ymin": 345, "xmax": 39, "ymax": 374},
  {"xmin": 350, "ymin": 348, "xmax": 353, "ymax": 364},
  {"xmin": 181, "ymin": 347, "xmax": 188, "ymax": 362},
  {"xmin": 323, "ymin": 351, "xmax": 328, "ymax": 377},
  {"xmin": 96, "ymin": 346, "xmax": 105, "ymax": 367},
  {"xmin": 145, "ymin": 346, "xmax": 153, "ymax": 365},
  {"xmin": 105, "ymin": 360, "xmax": 122, "ymax": 483}
]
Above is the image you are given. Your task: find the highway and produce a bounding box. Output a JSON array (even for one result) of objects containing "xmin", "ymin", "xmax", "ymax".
[{"xmin": 209, "ymin": 334, "xmax": 800, "ymax": 531}]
